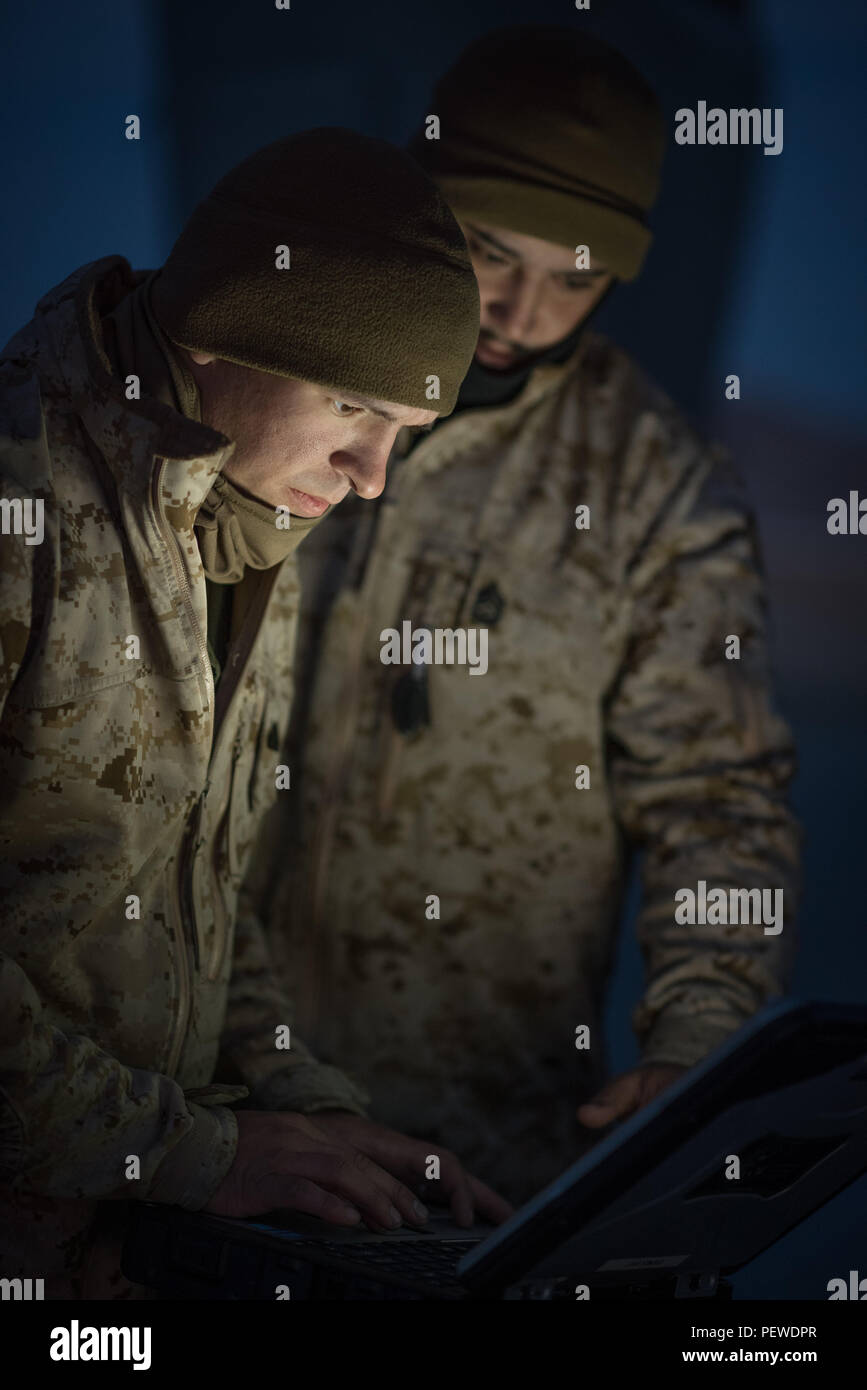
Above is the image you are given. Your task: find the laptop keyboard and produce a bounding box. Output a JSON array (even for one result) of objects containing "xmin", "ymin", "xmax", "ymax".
[{"xmin": 288, "ymin": 1238, "xmax": 480, "ymax": 1287}]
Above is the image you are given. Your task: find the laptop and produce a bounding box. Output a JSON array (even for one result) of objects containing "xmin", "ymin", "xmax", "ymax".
[{"xmin": 122, "ymin": 1001, "xmax": 867, "ymax": 1300}]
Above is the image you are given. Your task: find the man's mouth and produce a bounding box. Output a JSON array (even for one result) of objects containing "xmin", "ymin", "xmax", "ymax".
[
  {"xmin": 285, "ymin": 486, "xmax": 331, "ymax": 517},
  {"xmin": 474, "ymin": 333, "xmax": 523, "ymax": 369}
]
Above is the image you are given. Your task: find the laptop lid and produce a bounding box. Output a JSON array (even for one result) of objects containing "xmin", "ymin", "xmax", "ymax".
[{"xmin": 458, "ymin": 1001, "xmax": 867, "ymax": 1292}]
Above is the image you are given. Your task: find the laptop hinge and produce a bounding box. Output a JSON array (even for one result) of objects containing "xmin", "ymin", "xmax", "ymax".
[{"xmin": 674, "ymin": 1270, "xmax": 720, "ymax": 1298}]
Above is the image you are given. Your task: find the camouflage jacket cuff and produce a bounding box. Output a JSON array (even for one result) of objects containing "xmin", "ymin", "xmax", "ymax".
[
  {"xmin": 143, "ymin": 1101, "xmax": 239, "ymax": 1210},
  {"xmin": 639, "ymin": 1015, "xmax": 745, "ymax": 1070},
  {"xmin": 251, "ymin": 1063, "xmax": 371, "ymax": 1118}
]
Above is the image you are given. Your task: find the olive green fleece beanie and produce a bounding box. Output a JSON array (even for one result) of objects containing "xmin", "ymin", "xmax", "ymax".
[
  {"xmin": 151, "ymin": 127, "xmax": 480, "ymax": 413},
  {"xmin": 409, "ymin": 27, "xmax": 665, "ymax": 281}
]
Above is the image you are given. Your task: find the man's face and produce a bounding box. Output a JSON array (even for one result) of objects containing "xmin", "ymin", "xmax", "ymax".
[
  {"xmin": 458, "ymin": 218, "xmax": 614, "ymax": 371},
  {"xmin": 185, "ymin": 355, "xmax": 438, "ymax": 516}
]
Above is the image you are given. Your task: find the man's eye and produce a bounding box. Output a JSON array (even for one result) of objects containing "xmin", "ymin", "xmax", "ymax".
[
  {"xmin": 469, "ymin": 238, "xmax": 509, "ymax": 267},
  {"xmin": 331, "ymin": 400, "xmax": 361, "ymax": 417}
]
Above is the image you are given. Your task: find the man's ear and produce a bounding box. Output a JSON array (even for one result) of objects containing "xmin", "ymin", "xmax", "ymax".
[{"xmin": 187, "ymin": 349, "xmax": 217, "ymax": 366}]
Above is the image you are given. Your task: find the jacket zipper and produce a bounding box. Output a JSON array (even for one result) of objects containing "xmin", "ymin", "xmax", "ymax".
[
  {"xmin": 202, "ymin": 569, "xmax": 278, "ymax": 983},
  {"xmin": 181, "ymin": 788, "xmax": 207, "ymax": 972},
  {"xmin": 152, "ymin": 458, "xmax": 214, "ymax": 1074},
  {"xmin": 165, "ymin": 853, "xmax": 191, "ymax": 1077},
  {"xmin": 152, "ymin": 461, "xmax": 214, "ymax": 717},
  {"xmin": 206, "ymin": 730, "xmax": 243, "ymax": 982}
]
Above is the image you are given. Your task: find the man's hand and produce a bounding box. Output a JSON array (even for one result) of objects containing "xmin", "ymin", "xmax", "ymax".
[
  {"xmin": 309, "ymin": 1110, "xmax": 514, "ymax": 1229},
  {"xmin": 204, "ymin": 1110, "xmax": 440, "ymax": 1230},
  {"xmin": 577, "ymin": 1064, "xmax": 687, "ymax": 1128}
]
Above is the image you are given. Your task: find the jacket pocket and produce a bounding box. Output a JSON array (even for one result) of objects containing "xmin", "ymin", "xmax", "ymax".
[
  {"xmin": 8, "ymin": 666, "xmax": 139, "ymax": 710},
  {"xmin": 224, "ymin": 730, "xmax": 246, "ymax": 884},
  {"xmin": 246, "ymin": 703, "xmax": 286, "ymax": 819}
]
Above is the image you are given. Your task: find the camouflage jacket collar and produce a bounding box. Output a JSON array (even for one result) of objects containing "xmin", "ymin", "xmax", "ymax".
[
  {"xmin": 393, "ymin": 330, "xmax": 594, "ymax": 480},
  {"xmin": 33, "ymin": 256, "xmax": 233, "ymax": 523}
]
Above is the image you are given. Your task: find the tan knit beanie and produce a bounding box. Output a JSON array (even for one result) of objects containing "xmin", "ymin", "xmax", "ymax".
[
  {"xmin": 409, "ymin": 27, "xmax": 666, "ymax": 281},
  {"xmin": 152, "ymin": 127, "xmax": 480, "ymax": 412}
]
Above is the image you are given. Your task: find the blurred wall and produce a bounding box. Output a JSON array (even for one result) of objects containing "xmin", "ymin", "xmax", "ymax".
[{"xmin": 0, "ymin": 1, "xmax": 171, "ymax": 334}]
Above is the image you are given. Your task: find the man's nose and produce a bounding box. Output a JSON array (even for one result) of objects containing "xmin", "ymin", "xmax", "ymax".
[
  {"xmin": 331, "ymin": 432, "xmax": 395, "ymax": 500},
  {"xmin": 486, "ymin": 271, "xmax": 545, "ymax": 341}
]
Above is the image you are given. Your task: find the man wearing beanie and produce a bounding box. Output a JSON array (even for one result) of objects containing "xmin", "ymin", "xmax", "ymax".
[
  {"xmin": 262, "ymin": 30, "xmax": 802, "ymax": 1207},
  {"xmin": 0, "ymin": 126, "xmax": 512, "ymax": 1299}
]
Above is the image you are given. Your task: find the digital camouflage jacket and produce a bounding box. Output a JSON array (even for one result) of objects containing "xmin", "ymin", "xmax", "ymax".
[
  {"xmin": 0, "ymin": 257, "xmax": 370, "ymax": 1297},
  {"xmin": 254, "ymin": 328, "xmax": 803, "ymax": 1205}
]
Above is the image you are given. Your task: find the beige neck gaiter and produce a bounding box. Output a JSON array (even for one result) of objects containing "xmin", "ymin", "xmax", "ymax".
[
  {"xmin": 101, "ymin": 272, "xmax": 328, "ymax": 582},
  {"xmin": 194, "ymin": 472, "xmax": 323, "ymax": 584}
]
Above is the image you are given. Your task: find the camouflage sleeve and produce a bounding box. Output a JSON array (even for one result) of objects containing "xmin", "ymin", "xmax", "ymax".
[
  {"xmin": 0, "ymin": 487, "xmax": 237, "ymax": 1211},
  {"xmin": 605, "ymin": 442, "xmax": 802, "ymax": 1069},
  {"xmin": 216, "ymin": 885, "xmax": 371, "ymax": 1116},
  {"xmin": 0, "ymin": 952, "xmax": 240, "ymax": 1208},
  {"xmin": 0, "ymin": 467, "xmax": 35, "ymax": 708}
]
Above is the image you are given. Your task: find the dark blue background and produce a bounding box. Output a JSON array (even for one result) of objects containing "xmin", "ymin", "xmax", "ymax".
[{"xmin": 1, "ymin": 0, "xmax": 865, "ymax": 1299}]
